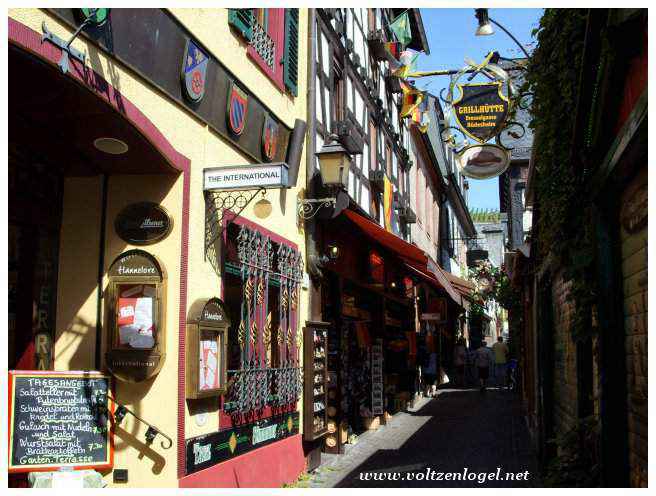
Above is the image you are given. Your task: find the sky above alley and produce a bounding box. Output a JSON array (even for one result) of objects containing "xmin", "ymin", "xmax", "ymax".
[{"xmin": 416, "ymin": 8, "xmax": 544, "ymax": 210}]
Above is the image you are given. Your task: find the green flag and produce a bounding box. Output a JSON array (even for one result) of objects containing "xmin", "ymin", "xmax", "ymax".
[{"xmin": 389, "ymin": 12, "xmax": 412, "ymax": 47}]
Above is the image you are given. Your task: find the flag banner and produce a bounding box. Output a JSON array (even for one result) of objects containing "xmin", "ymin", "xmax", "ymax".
[
  {"xmin": 389, "ymin": 11, "xmax": 412, "ymax": 47},
  {"xmin": 384, "ymin": 41, "xmax": 402, "ymax": 61},
  {"xmin": 400, "ymin": 81, "xmax": 424, "ymax": 118},
  {"xmin": 410, "ymin": 97, "xmax": 430, "ymax": 133},
  {"xmin": 383, "ymin": 175, "xmax": 393, "ymax": 232},
  {"xmin": 392, "ymin": 50, "xmax": 419, "ymax": 78}
]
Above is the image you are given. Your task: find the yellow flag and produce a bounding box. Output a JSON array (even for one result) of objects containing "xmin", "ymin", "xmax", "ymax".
[{"xmin": 383, "ymin": 175, "xmax": 393, "ymax": 232}]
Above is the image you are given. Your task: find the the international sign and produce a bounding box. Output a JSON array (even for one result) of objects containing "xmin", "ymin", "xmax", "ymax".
[
  {"xmin": 203, "ymin": 163, "xmax": 289, "ymax": 191},
  {"xmin": 453, "ymin": 82, "xmax": 509, "ymax": 143}
]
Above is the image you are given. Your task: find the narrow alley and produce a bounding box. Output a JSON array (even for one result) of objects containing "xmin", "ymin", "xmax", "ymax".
[{"xmin": 309, "ymin": 388, "xmax": 539, "ymax": 488}]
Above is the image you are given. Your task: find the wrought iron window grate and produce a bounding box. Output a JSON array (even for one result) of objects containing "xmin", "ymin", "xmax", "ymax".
[
  {"xmin": 251, "ymin": 21, "xmax": 276, "ymax": 69},
  {"xmin": 223, "ymin": 224, "xmax": 304, "ymax": 414}
]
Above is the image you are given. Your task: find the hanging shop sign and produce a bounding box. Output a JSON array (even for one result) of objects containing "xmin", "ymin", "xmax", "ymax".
[
  {"xmin": 114, "ymin": 202, "xmax": 173, "ymax": 246},
  {"xmin": 185, "ymin": 412, "xmax": 300, "ymax": 475},
  {"xmin": 186, "ymin": 298, "xmax": 230, "ymax": 399},
  {"xmin": 456, "ymin": 144, "xmax": 510, "ymax": 180},
  {"xmin": 8, "ymin": 371, "xmax": 113, "ymax": 473},
  {"xmin": 453, "ymin": 82, "xmax": 509, "ymax": 143},
  {"xmin": 105, "ymin": 250, "xmax": 166, "ymax": 383},
  {"xmin": 203, "ymin": 163, "xmax": 289, "ymax": 191},
  {"xmin": 181, "ymin": 38, "xmax": 209, "ymax": 103}
]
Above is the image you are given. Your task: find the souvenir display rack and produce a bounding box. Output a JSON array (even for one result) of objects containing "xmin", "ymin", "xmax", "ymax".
[
  {"xmin": 303, "ymin": 322, "xmax": 329, "ymax": 441},
  {"xmin": 371, "ymin": 338, "xmax": 384, "ymax": 415}
]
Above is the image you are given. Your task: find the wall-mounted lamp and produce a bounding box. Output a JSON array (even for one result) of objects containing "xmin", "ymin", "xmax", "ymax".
[
  {"xmin": 475, "ymin": 9, "xmax": 494, "ymax": 36},
  {"xmin": 110, "ymin": 400, "xmax": 172, "ymax": 449},
  {"xmin": 145, "ymin": 426, "xmax": 159, "ymax": 444},
  {"xmin": 298, "ymin": 135, "xmax": 353, "ymax": 221},
  {"xmin": 327, "ymin": 244, "xmax": 340, "ymax": 260},
  {"xmin": 474, "ymin": 8, "xmax": 531, "ymax": 59},
  {"xmin": 114, "ymin": 405, "xmax": 128, "ymax": 425}
]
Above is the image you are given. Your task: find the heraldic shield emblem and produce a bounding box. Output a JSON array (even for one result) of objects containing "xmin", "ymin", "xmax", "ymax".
[
  {"xmin": 262, "ymin": 114, "xmax": 279, "ymax": 162},
  {"xmin": 182, "ymin": 39, "xmax": 209, "ymax": 103},
  {"xmin": 453, "ymin": 82, "xmax": 509, "ymax": 143},
  {"xmin": 227, "ymin": 80, "xmax": 249, "ymax": 136}
]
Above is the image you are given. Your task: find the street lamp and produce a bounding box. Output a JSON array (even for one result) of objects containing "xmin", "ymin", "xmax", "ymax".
[
  {"xmin": 298, "ymin": 135, "xmax": 353, "ymax": 220},
  {"xmin": 474, "ymin": 9, "xmax": 494, "ymax": 36},
  {"xmin": 315, "ymin": 137, "xmax": 352, "ymax": 191},
  {"xmin": 474, "ymin": 8, "xmax": 530, "ymax": 59}
]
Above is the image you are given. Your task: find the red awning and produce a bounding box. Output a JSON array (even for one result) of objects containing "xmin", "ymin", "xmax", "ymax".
[
  {"xmin": 342, "ymin": 209, "xmax": 427, "ymax": 265},
  {"xmin": 404, "ymin": 260, "xmax": 463, "ymax": 306},
  {"xmin": 342, "ymin": 209, "xmax": 465, "ymax": 307}
]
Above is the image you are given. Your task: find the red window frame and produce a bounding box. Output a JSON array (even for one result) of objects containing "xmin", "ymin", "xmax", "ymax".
[{"xmin": 247, "ymin": 8, "xmax": 286, "ymax": 91}]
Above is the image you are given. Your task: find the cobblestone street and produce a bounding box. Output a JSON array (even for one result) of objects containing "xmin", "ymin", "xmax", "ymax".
[{"xmin": 309, "ymin": 388, "xmax": 539, "ymax": 488}]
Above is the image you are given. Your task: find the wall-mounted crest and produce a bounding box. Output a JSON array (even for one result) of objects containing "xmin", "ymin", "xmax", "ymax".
[
  {"xmin": 227, "ymin": 80, "xmax": 249, "ymax": 136},
  {"xmin": 182, "ymin": 39, "xmax": 209, "ymax": 104},
  {"xmin": 262, "ymin": 114, "xmax": 279, "ymax": 162}
]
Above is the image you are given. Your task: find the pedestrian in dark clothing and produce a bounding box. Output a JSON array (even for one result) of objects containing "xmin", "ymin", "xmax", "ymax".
[{"xmin": 474, "ymin": 341, "xmax": 494, "ymax": 391}]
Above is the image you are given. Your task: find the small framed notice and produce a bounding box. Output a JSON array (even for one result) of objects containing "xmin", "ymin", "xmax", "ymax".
[
  {"xmin": 8, "ymin": 371, "xmax": 113, "ymax": 473},
  {"xmin": 186, "ymin": 298, "xmax": 230, "ymax": 399}
]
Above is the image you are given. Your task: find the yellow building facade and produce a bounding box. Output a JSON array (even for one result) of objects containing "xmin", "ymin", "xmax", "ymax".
[{"xmin": 9, "ymin": 7, "xmax": 309, "ymax": 488}]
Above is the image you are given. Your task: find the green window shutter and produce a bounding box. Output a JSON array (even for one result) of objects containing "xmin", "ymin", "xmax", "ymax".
[
  {"xmin": 283, "ymin": 9, "xmax": 299, "ymax": 97},
  {"xmin": 228, "ymin": 9, "xmax": 253, "ymax": 41}
]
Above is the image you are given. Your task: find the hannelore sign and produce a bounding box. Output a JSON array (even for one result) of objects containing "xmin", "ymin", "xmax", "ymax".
[{"xmin": 203, "ymin": 163, "xmax": 289, "ymax": 191}]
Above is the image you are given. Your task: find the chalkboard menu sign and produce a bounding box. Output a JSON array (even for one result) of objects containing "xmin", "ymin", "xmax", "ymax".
[{"xmin": 8, "ymin": 371, "xmax": 113, "ymax": 473}]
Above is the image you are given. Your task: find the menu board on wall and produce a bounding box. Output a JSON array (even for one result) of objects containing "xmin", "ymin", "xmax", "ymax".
[{"xmin": 8, "ymin": 371, "xmax": 113, "ymax": 473}]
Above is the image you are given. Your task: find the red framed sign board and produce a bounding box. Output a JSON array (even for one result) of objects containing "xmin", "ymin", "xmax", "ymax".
[{"xmin": 8, "ymin": 370, "xmax": 114, "ymax": 473}]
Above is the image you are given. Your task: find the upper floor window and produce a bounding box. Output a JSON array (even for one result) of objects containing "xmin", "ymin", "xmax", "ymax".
[{"xmin": 228, "ymin": 8, "xmax": 299, "ymax": 96}]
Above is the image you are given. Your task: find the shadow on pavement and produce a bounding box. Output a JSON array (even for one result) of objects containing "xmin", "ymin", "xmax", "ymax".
[{"xmin": 334, "ymin": 389, "xmax": 539, "ymax": 488}]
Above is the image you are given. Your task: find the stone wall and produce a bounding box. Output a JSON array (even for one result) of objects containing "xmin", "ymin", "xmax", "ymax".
[
  {"xmin": 620, "ymin": 168, "xmax": 648, "ymax": 488},
  {"xmin": 550, "ymin": 271, "xmax": 579, "ymax": 438}
]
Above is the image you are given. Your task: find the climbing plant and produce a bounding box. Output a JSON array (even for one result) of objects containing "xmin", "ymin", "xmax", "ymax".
[
  {"xmin": 468, "ymin": 260, "xmax": 521, "ymax": 315},
  {"xmin": 522, "ymin": 9, "xmax": 597, "ymax": 341}
]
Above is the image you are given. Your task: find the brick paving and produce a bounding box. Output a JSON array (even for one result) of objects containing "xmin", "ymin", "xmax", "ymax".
[{"xmin": 309, "ymin": 388, "xmax": 540, "ymax": 488}]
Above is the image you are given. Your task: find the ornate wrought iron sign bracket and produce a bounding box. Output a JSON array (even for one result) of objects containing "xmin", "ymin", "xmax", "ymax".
[
  {"xmin": 204, "ymin": 187, "xmax": 266, "ymax": 274},
  {"xmin": 297, "ymin": 197, "xmax": 337, "ymax": 221}
]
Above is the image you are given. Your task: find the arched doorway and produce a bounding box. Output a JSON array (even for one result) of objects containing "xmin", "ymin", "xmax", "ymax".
[{"xmin": 8, "ymin": 34, "xmax": 189, "ymax": 372}]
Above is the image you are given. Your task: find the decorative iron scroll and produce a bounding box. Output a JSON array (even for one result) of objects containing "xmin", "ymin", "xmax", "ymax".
[
  {"xmin": 204, "ymin": 188, "xmax": 265, "ymax": 276},
  {"xmin": 224, "ymin": 224, "xmax": 303, "ymax": 414}
]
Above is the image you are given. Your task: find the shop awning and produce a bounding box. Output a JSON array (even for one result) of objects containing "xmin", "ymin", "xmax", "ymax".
[
  {"xmin": 342, "ymin": 209, "xmax": 465, "ymax": 307},
  {"xmin": 342, "ymin": 209, "xmax": 426, "ymax": 265},
  {"xmin": 438, "ymin": 266, "xmax": 476, "ymax": 311},
  {"xmin": 403, "ymin": 260, "xmax": 463, "ymax": 307}
]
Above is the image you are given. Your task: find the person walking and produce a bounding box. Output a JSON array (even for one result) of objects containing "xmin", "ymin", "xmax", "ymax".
[
  {"xmin": 423, "ymin": 352, "xmax": 438, "ymax": 397},
  {"xmin": 474, "ymin": 340, "xmax": 493, "ymax": 391},
  {"xmin": 492, "ymin": 336, "xmax": 509, "ymax": 387},
  {"xmin": 453, "ymin": 339, "xmax": 467, "ymax": 387}
]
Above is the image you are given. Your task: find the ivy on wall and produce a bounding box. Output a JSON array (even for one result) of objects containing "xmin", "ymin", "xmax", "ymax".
[
  {"xmin": 468, "ymin": 260, "xmax": 521, "ymax": 316},
  {"xmin": 523, "ymin": 9, "xmax": 597, "ymax": 341}
]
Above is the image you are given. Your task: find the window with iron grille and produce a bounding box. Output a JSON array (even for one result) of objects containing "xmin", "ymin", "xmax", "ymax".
[
  {"xmin": 222, "ymin": 221, "xmax": 303, "ymax": 415},
  {"xmin": 228, "ymin": 8, "xmax": 299, "ymax": 96}
]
